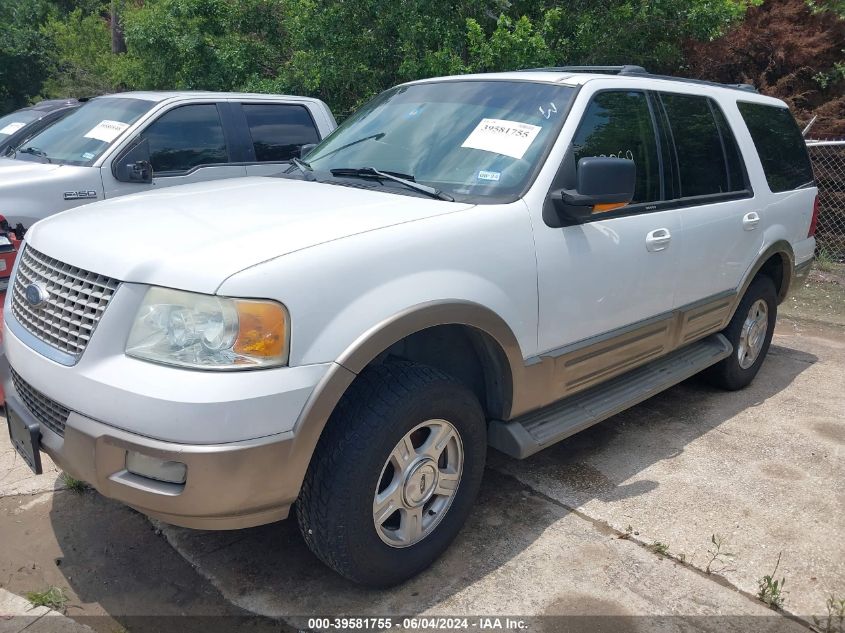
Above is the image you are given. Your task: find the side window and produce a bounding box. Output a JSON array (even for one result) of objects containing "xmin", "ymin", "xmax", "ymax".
[
  {"xmin": 660, "ymin": 93, "xmax": 744, "ymax": 197},
  {"xmin": 737, "ymin": 102, "xmax": 814, "ymax": 193},
  {"xmin": 142, "ymin": 104, "xmax": 228, "ymax": 174},
  {"xmin": 571, "ymin": 91, "xmax": 661, "ymax": 204},
  {"xmin": 243, "ymin": 104, "xmax": 321, "ymax": 162}
]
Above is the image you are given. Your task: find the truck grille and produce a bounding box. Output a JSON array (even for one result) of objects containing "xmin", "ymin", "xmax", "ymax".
[
  {"xmin": 11, "ymin": 246, "xmax": 119, "ymax": 360},
  {"xmin": 10, "ymin": 368, "xmax": 70, "ymax": 437}
]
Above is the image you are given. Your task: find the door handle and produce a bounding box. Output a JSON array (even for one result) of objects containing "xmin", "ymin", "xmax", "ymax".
[
  {"xmin": 743, "ymin": 211, "xmax": 761, "ymax": 231},
  {"xmin": 646, "ymin": 228, "xmax": 672, "ymax": 252}
]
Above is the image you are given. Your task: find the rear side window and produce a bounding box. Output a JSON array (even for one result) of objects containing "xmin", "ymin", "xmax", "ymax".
[
  {"xmin": 243, "ymin": 104, "xmax": 320, "ymax": 162},
  {"xmin": 571, "ymin": 91, "xmax": 661, "ymax": 204},
  {"xmin": 143, "ymin": 104, "xmax": 229, "ymax": 174},
  {"xmin": 659, "ymin": 93, "xmax": 746, "ymax": 197},
  {"xmin": 737, "ymin": 102, "xmax": 814, "ymax": 192}
]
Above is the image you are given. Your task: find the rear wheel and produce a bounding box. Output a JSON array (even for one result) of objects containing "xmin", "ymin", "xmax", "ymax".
[
  {"xmin": 297, "ymin": 361, "xmax": 486, "ymax": 587},
  {"xmin": 706, "ymin": 275, "xmax": 777, "ymax": 390}
]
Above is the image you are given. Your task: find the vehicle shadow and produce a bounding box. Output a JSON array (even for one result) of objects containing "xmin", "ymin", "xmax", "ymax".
[{"xmin": 47, "ymin": 342, "xmax": 817, "ymax": 623}]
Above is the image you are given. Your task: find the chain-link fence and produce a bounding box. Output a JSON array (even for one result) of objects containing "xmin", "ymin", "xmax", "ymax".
[{"xmin": 807, "ymin": 140, "xmax": 845, "ymax": 260}]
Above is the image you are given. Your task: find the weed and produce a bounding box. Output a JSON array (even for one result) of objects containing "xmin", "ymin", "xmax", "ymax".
[
  {"xmin": 757, "ymin": 552, "xmax": 787, "ymax": 609},
  {"xmin": 816, "ymin": 248, "xmax": 837, "ymax": 273},
  {"xmin": 26, "ymin": 587, "xmax": 68, "ymax": 612},
  {"xmin": 813, "ymin": 595, "xmax": 845, "ymax": 633},
  {"xmin": 706, "ymin": 533, "xmax": 735, "ymax": 574},
  {"xmin": 61, "ymin": 473, "xmax": 86, "ymax": 493},
  {"xmin": 651, "ymin": 541, "xmax": 669, "ymax": 557}
]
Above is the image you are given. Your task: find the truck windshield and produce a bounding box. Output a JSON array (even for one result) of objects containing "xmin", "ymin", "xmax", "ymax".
[
  {"xmin": 0, "ymin": 111, "xmax": 39, "ymax": 138},
  {"xmin": 10, "ymin": 97, "xmax": 152, "ymax": 166},
  {"xmin": 305, "ymin": 80, "xmax": 576, "ymax": 203}
]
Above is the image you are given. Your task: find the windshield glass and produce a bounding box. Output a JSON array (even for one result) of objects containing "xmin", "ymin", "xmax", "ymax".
[
  {"xmin": 11, "ymin": 97, "xmax": 153, "ymax": 166},
  {"xmin": 305, "ymin": 80, "xmax": 576, "ymax": 202},
  {"xmin": 0, "ymin": 110, "xmax": 39, "ymax": 138}
]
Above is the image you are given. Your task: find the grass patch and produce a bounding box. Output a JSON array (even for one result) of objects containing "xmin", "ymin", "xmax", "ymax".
[
  {"xmin": 60, "ymin": 472, "xmax": 86, "ymax": 493},
  {"xmin": 26, "ymin": 586, "xmax": 68, "ymax": 611},
  {"xmin": 757, "ymin": 552, "xmax": 787, "ymax": 609},
  {"xmin": 650, "ymin": 541, "xmax": 669, "ymax": 557},
  {"xmin": 813, "ymin": 595, "xmax": 845, "ymax": 633},
  {"xmin": 815, "ymin": 247, "xmax": 838, "ymax": 273}
]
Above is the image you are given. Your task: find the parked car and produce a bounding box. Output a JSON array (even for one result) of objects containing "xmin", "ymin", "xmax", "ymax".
[
  {"xmin": 0, "ymin": 91, "xmax": 336, "ymax": 228},
  {"xmin": 0, "ymin": 99, "xmax": 81, "ymax": 158},
  {"xmin": 2, "ymin": 67, "xmax": 817, "ymax": 587}
]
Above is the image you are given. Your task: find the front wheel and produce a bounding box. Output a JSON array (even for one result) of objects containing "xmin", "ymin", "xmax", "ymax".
[
  {"xmin": 706, "ymin": 275, "xmax": 777, "ymax": 390},
  {"xmin": 297, "ymin": 361, "xmax": 486, "ymax": 587}
]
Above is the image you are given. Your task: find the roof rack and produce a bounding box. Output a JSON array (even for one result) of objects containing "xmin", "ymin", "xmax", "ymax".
[
  {"xmin": 519, "ymin": 65, "xmax": 648, "ymax": 75},
  {"xmin": 518, "ymin": 65, "xmax": 759, "ymax": 94}
]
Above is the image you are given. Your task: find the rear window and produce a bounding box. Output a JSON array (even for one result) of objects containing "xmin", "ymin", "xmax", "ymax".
[
  {"xmin": 659, "ymin": 93, "xmax": 747, "ymax": 197},
  {"xmin": 737, "ymin": 102, "xmax": 814, "ymax": 193},
  {"xmin": 243, "ymin": 104, "xmax": 320, "ymax": 162}
]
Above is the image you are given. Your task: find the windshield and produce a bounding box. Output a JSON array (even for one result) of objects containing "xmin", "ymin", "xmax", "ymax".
[
  {"xmin": 0, "ymin": 110, "xmax": 39, "ymax": 138},
  {"xmin": 304, "ymin": 80, "xmax": 576, "ymax": 203},
  {"xmin": 11, "ymin": 97, "xmax": 153, "ymax": 166}
]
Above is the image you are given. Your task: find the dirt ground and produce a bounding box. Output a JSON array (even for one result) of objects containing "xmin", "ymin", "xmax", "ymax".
[{"xmin": 0, "ymin": 265, "xmax": 843, "ymax": 632}]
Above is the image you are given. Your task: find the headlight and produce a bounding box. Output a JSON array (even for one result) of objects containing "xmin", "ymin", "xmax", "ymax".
[{"xmin": 126, "ymin": 287, "xmax": 289, "ymax": 370}]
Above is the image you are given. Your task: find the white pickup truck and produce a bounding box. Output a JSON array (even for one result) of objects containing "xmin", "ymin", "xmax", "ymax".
[
  {"xmin": 0, "ymin": 91, "xmax": 336, "ymax": 228},
  {"xmin": 2, "ymin": 67, "xmax": 817, "ymax": 587}
]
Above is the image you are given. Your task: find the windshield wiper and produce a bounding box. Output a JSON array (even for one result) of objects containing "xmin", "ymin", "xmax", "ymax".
[
  {"xmin": 285, "ymin": 156, "xmax": 316, "ymax": 180},
  {"xmin": 316, "ymin": 132, "xmax": 385, "ymax": 161},
  {"xmin": 15, "ymin": 146, "xmax": 52, "ymax": 163},
  {"xmin": 330, "ymin": 167, "xmax": 454, "ymax": 201}
]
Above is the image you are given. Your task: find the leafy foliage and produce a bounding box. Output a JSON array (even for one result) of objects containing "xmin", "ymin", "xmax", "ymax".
[{"xmin": 0, "ymin": 0, "xmax": 55, "ymax": 112}]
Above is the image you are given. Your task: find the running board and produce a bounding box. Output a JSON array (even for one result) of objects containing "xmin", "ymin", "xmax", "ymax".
[{"xmin": 488, "ymin": 334, "xmax": 732, "ymax": 459}]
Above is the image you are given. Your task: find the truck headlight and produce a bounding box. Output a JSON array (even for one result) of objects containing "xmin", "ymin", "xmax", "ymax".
[{"xmin": 126, "ymin": 287, "xmax": 289, "ymax": 369}]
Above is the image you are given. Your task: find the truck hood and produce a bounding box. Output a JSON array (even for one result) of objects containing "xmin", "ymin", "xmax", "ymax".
[
  {"xmin": 0, "ymin": 158, "xmax": 103, "ymax": 227},
  {"xmin": 27, "ymin": 177, "xmax": 473, "ymax": 293}
]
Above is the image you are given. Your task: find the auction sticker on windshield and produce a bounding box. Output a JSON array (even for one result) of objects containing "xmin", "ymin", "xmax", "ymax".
[
  {"xmin": 461, "ymin": 118, "xmax": 542, "ymax": 159},
  {"xmin": 84, "ymin": 120, "xmax": 130, "ymax": 143},
  {"xmin": 0, "ymin": 122, "xmax": 27, "ymax": 136}
]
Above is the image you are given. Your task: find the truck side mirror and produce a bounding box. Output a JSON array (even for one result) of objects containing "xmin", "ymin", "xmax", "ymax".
[
  {"xmin": 546, "ymin": 157, "xmax": 636, "ymax": 227},
  {"xmin": 300, "ymin": 143, "xmax": 317, "ymax": 159},
  {"xmin": 114, "ymin": 138, "xmax": 153, "ymax": 184}
]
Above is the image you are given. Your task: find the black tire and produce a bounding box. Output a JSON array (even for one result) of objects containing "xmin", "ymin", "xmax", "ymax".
[
  {"xmin": 705, "ymin": 274, "xmax": 777, "ymax": 390},
  {"xmin": 297, "ymin": 361, "xmax": 486, "ymax": 587}
]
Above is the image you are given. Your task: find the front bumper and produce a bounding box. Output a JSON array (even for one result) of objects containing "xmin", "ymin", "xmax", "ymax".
[
  {"xmin": 2, "ymin": 284, "xmax": 338, "ymax": 529},
  {"xmin": 5, "ymin": 388, "xmax": 300, "ymax": 529}
]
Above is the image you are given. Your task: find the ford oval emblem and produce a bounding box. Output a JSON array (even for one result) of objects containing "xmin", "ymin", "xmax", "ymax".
[{"xmin": 24, "ymin": 283, "xmax": 49, "ymax": 308}]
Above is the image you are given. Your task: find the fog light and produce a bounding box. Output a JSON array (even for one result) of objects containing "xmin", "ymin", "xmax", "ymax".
[{"xmin": 126, "ymin": 451, "xmax": 187, "ymax": 484}]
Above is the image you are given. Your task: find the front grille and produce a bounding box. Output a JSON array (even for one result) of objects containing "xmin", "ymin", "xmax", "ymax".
[
  {"xmin": 10, "ymin": 368, "xmax": 70, "ymax": 436},
  {"xmin": 11, "ymin": 246, "xmax": 119, "ymax": 359}
]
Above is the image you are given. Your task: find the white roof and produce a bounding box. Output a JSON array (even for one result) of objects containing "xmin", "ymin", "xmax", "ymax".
[
  {"xmin": 409, "ymin": 70, "xmax": 785, "ymax": 105},
  {"xmin": 96, "ymin": 91, "xmax": 324, "ymax": 103}
]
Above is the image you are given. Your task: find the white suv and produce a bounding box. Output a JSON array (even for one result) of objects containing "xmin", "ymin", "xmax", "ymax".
[{"xmin": 2, "ymin": 67, "xmax": 817, "ymax": 587}]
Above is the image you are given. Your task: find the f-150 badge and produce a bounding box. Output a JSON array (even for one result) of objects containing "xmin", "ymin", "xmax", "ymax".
[{"xmin": 63, "ymin": 190, "xmax": 98, "ymax": 200}]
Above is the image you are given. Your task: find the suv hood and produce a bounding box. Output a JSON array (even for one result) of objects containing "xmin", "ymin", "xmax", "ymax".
[{"xmin": 27, "ymin": 176, "xmax": 473, "ymax": 293}]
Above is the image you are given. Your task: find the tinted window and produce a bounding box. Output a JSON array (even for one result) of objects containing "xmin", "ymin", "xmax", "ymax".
[
  {"xmin": 142, "ymin": 104, "xmax": 228, "ymax": 174},
  {"xmin": 571, "ymin": 91, "xmax": 661, "ymax": 203},
  {"xmin": 738, "ymin": 102, "xmax": 814, "ymax": 192},
  {"xmin": 661, "ymin": 93, "xmax": 742, "ymax": 197},
  {"xmin": 243, "ymin": 104, "xmax": 320, "ymax": 162},
  {"xmin": 712, "ymin": 105, "xmax": 746, "ymax": 192}
]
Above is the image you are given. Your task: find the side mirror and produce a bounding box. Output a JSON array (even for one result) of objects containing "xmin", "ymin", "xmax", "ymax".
[
  {"xmin": 547, "ymin": 157, "xmax": 636, "ymax": 226},
  {"xmin": 113, "ymin": 138, "xmax": 153, "ymax": 184},
  {"xmin": 300, "ymin": 143, "xmax": 317, "ymax": 159}
]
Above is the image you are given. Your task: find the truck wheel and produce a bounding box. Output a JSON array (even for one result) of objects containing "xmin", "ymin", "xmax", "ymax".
[
  {"xmin": 297, "ymin": 361, "xmax": 486, "ymax": 587},
  {"xmin": 706, "ymin": 275, "xmax": 777, "ymax": 391}
]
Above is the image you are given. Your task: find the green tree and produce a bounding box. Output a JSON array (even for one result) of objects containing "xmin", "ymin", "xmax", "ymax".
[{"xmin": 0, "ymin": 0, "xmax": 55, "ymax": 112}]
